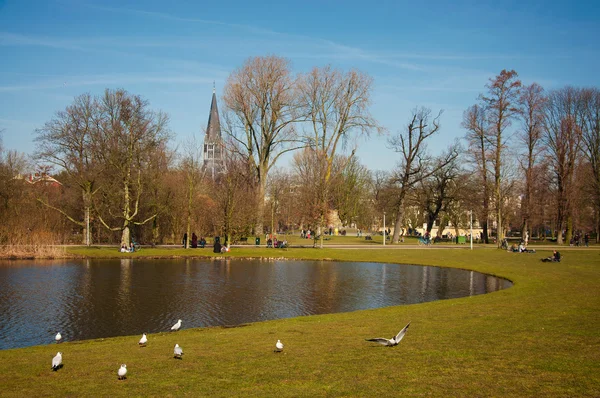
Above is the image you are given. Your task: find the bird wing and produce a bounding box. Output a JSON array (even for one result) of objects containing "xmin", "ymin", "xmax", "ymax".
[
  {"xmin": 394, "ymin": 322, "xmax": 411, "ymax": 343},
  {"xmin": 52, "ymin": 354, "xmax": 61, "ymax": 367},
  {"xmin": 366, "ymin": 338, "xmax": 391, "ymax": 345}
]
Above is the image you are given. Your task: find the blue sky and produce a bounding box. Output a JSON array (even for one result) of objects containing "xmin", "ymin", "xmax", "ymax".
[{"xmin": 1, "ymin": 0, "xmax": 599, "ymax": 172}]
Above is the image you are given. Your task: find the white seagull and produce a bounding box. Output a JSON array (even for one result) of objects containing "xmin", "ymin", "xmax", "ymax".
[
  {"xmin": 118, "ymin": 364, "xmax": 127, "ymax": 380},
  {"xmin": 138, "ymin": 333, "xmax": 147, "ymax": 347},
  {"xmin": 366, "ymin": 322, "xmax": 411, "ymax": 347},
  {"xmin": 51, "ymin": 352, "xmax": 62, "ymax": 371},
  {"xmin": 171, "ymin": 319, "xmax": 182, "ymax": 332},
  {"xmin": 173, "ymin": 344, "xmax": 183, "ymax": 359},
  {"xmin": 274, "ymin": 339, "xmax": 284, "ymax": 353},
  {"xmin": 55, "ymin": 332, "xmax": 62, "ymax": 344}
]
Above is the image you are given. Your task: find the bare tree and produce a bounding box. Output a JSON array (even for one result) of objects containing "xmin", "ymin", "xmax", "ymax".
[
  {"xmin": 180, "ymin": 136, "xmax": 204, "ymax": 248},
  {"xmin": 210, "ymin": 152, "xmax": 256, "ymax": 245},
  {"xmin": 479, "ymin": 70, "xmax": 522, "ymax": 247},
  {"xmin": 517, "ymin": 83, "xmax": 546, "ymax": 240},
  {"xmin": 462, "ymin": 104, "xmax": 492, "ymax": 243},
  {"xmin": 93, "ymin": 89, "xmax": 171, "ymax": 246},
  {"xmin": 388, "ymin": 107, "xmax": 458, "ymax": 243},
  {"xmin": 298, "ymin": 66, "xmax": 381, "ymax": 247},
  {"xmin": 417, "ymin": 149, "xmax": 462, "ymax": 236},
  {"xmin": 543, "ymin": 87, "xmax": 583, "ymax": 244},
  {"xmin": 331, "ymin": 156, "xmax": 371, "ymax": 228},
  {"xmin": 34, "ymin": 93, "xmax": 102, "ymax": 245},
  {"xmin": 222, "ymin": 56, "xmax": 304, "ymax": 235},
  {"xmin": 580, "ymin": 88, "xmax": 600, "ymax": 242},
  {"xmin": 292, "ymin": 148, "xmax": 328, "ymax": 236}
]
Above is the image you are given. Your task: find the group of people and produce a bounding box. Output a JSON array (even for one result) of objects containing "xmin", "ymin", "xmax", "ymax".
[
  {"xmin": 182, "ymin": 233, "xmax": 206, "ymax": 248},
  {"xmin": 120, "ymin": 242, "xmax": 135, "ymax": 253},
  {"xmin": 570, "ymin": 232, "xmax": 590, "ymax": 247},
  {"xmin": 300, "ymin": 229, "xmax": 312, "ymax": 239},
  {"xmin": 266, "ymin": 236, "xmax": 288, "ymax": 248},
  {"xmin": 212, "ymin": 239, "xmax": 230, "ymax": 253},
  {"xmin": 510, "ymin": 240, "xmax": 536, "ymax": 253}
]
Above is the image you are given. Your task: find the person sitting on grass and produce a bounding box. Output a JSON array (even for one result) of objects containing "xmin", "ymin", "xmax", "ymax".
[{"xmin": 542, "ymin": 250, "xmax": 561, "ymax": 262}]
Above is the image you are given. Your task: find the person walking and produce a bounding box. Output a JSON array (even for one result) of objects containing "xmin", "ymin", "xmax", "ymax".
[{"xmin": 584, "ymin": 233, "xmax": 589, "ymax": 247}]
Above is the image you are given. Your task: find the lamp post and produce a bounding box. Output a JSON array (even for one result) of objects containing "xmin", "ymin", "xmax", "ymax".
[
  {"xmin": 470, "ymin": 210, "xmax": 473, "ymax": 250},
  {"xmin": 383, "ymin": 211, "xmax": 386, "ymax": 247}
]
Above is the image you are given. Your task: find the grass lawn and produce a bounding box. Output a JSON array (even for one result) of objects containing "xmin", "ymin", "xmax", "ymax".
[{"xmin": 0, "ymin": 246, "xmax": 598, "ymax": 397}]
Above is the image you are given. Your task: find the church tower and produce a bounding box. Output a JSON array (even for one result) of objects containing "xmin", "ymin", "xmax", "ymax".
[{"xmin": 203, "ymin": 86, "xmax": 224, "ymax": 179}]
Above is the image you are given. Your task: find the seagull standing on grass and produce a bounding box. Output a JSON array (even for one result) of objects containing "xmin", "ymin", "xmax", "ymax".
[
  {"xmin": 139, "ymin": 333, "xmax": 147, "ymax": 347},
  {"xmin": 118, "ymin": 364, "xmax": 127, "ymax": 380},
  {"xmin": 366, "ymin": 322, "xmax": 411, "ymax": 347},
  {"xmin": 171, "ymin": 319, "xmax": 182, "ymax": 332},
  {"xmin": 173, "ymin": 344, "xmax": 183, "ymax": 359},
  {"xmin": 55, "ymin": 332, "xmax": 62, "ymax": 344},
  {"xmin": 274, "ymin": 340, "xmax": 284, "ymax": 353},
  {"xmin": 51, "ymin": 352, "xmax": 62, "ymax": 371}
]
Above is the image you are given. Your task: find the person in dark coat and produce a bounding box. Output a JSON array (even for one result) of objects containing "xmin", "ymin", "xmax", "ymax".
[{"xmin": 191, "ymin": 233, "xmax": 198, "ymax": 248}]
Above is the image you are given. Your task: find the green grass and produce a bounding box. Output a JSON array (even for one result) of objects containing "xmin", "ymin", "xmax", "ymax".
[{"xmin": 1, "ymin": 247, "xmax": 599, "ymax": 397}]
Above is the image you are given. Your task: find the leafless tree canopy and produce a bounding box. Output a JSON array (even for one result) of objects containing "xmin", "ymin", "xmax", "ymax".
[
  {"xmin": 222, "ymin": 55, "xmax": 304, "ymax": 234},
  {"xmin": 462, "ymin": 104, "xmax": 492, "ymax": 243},
  {"xmin": 480, "ymin": 69, "xmax": 522, "ymax": 246},
  {"xmin": 517, "ymin": 83, "xmax": 546, "ymax": 238},
  {"xmin": 297, "ymin": 65, "xmax": 381, "ymax": 246},
  {"xmin": 388, "ymin": 107, "xmax": 458, "ymax": 243}
]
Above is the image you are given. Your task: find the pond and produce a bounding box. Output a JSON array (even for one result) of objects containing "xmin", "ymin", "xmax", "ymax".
[{"xmin": 0, "ymin": 258, "xmax": 512, "ymax": 350}]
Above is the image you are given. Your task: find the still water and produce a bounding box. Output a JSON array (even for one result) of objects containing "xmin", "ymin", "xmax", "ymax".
[{"xmin": 0, "ymin": 259, "xmax": 512, "ymax": 350}]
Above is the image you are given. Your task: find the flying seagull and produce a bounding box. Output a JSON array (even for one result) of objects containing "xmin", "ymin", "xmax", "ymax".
[
  {"xmin": 366, "ymin": 322, "xmax": 411, "ymax": 347},
  {"xmin": 173, "ymin": 344, "xmax": 183, "ymax": 359},
  {"xmin": 274, "ymin": 339, "xmax": 283, "ymax": 353},
  {"xmin": 171, "ymin": 319, "xmax": 182, "ymax": 332},
  {"xmin": 139, "ymin": 333, "xmax": 147, "ymax": 347},
  {"xmin": 118, "ymin": 364, "xmax": 127, "ymax": 380},
  {"xmin": 51, "ymin": 352, "xmax": 62, "ymax": 371},
  {"xmin": 55, "ymin": 332, "xmax": 62, "ymax": 344}
]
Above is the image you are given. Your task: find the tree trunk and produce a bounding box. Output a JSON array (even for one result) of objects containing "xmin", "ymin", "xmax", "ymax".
[
  {"xmin": 152, "ymin": 217, "xmax": 159, "ymax": 247},
  {"xmin": 495, "ymin": 144, "xmax": 503, "ymax": 248},
  {"xmin": 121, "ymin": 224, "xmax": 131, "ymax": 247},
  {"xmin": 82, "ymin": 187, "xmax": 93, "ymax": 246},
  {"xmin": 120, "ymin": 176, "xmax": 132, "ymax": 246},
  {"xmin": 255, "ymin": 169, "xmax": 267, "ymax": 235},
  {"xmin": 185, "ymin": 177, "xmax": 193, "ymax": 249}
]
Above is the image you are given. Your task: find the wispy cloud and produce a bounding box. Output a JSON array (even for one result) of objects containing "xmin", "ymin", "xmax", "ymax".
[
  {"xmin": 0, "ymin": 74, "xmax": 218, "ymax": 92},
  {"xmin": 0, "ymin": 32, "xmax": 87, "ymax": 51},
  {"xmin": 79, "ymin": 2, "xmax": 279, "ymax": 37}
]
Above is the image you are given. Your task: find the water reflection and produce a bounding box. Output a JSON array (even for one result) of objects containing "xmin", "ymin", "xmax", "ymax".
[{"xmin": 0, "ymin": 259, "xmax": 512, "ymax": 350}]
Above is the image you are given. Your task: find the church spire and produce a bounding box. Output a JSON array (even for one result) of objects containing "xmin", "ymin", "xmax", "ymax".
[
  {"xmin": 205, "ymin": 87, "xmax": 222, "ymax": 143},
  {"xmin": 203, "ymin": 86, "xmax": 224, "ymax": 179}
]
